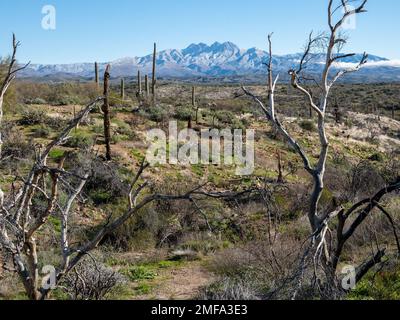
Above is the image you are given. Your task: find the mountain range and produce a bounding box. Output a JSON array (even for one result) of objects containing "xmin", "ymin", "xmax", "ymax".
[{"xmin": 20, "ymin": 42, "xmax": 400, "ymax": 83}]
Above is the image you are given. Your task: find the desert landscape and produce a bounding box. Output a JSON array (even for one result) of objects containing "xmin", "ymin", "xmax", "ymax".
[{"xmin": 0, "ymin": 0, "xmax": 399, "ymax": 302}]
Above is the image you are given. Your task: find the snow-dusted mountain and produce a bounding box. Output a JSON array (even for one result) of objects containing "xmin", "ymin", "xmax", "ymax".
[{"xmin": 20, "ymin": 42, "xmax": 400, "ymax": 82}]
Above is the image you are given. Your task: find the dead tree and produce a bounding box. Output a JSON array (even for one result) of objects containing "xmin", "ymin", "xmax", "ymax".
[
  {"xmin": 0, "ymin": 34, "xmax": 29, "ymax": 209},
  {"xmin": 102, "ymin": 65, "xmax": 112, "ymax": 161},
  {"xmin": 241, "ymin": 0, "xmax": 399, "ymax": 295},
  {"xmin": 244, "ymin": 2, "xmax": 367, "ymax": 233}
]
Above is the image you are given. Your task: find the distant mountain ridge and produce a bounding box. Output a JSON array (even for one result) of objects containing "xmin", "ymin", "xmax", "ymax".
[{"xmin": 20, "ymin": 42, "xmax": 400, "ymax": 83}]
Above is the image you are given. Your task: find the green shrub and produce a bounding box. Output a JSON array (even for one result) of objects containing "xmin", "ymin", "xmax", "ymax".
[
  {"xmin": 134, "ymin": 283, "xmax": 153, "ymax": 295},
  {"xmin": 45, "ymin": 116, "xmax": 68, "ymax": 130},
  {"xmin": 64, "ymin": 130, "xmax": 94, "ymax": 149},
  {"xmin": 114, "ymin": 120, "xmax": 133, "ymax": 137},
  {"xmin": 216, "ymin": 111, "xmax": 235, "ymax": 125},
  {"xmin": 348, "ymin": 267, "xmax": 400, "ymax": 300},
  {"xmin": 89, "ymin": 190, "xmax": 113, "ymax": 205},
  {"xmin": 19, "ymin": 108, "xmax": 47, "ymax": 126},
  {"xmin": 122, "ymin": 266, "xmax": 157, "ymax": 281},
  {"xmin": 49, "ymin": 149, "xmax": 65, "ymax": 161},
  {"xmin": 178, "ymin": 237, "xmax": 229, "ymax": 255},
  {"xmin": 299, "ymin": 120, "xmax": 317, "ymax": 132},
  {"xmin": 369, "ymin": 153, "xmax": 384, "ymax": 162},
  {"xmin": 174, "ymin": 105, "xmax": 194, "ymax": 121},
  {"xmin": 28, "ymin": 98, "xmax": 47, "ymax": 105},
  {"xmin": 47, "ymin": 215, "xmax": 62, "ymax": 235},
  {"xmin": 56, "ymin": 95, "xmax": 81, "ymax": 106},
  {"xmin": 140, "ymin": 105, "xmax": 169, "ymax": 122},
  {"xmin": 31, "ymin": 125, "xmax": 51, "ymax": 138}
]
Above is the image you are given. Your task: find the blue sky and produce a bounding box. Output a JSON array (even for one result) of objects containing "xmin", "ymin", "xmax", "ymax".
[{"xmin": 0, "ymin": 0, "xmax": 399, "ymax": 64}]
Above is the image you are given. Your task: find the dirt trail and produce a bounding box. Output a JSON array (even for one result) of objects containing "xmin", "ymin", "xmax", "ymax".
[{"xmin": 135, "ymin": 261, "xmax": 214, "ymax": 300}]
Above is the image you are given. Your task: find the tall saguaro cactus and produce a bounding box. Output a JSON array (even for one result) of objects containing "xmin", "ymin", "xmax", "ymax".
[
  {"xmin": 120, "ymin": 78, "xmax": 125, "ymax": 100},
  {"xmin": 192, "ymin": 86, "xmax": 200, "ymax": 124},
  {"xmin": 192, "ymin": 86, "xmax": 196, "ymax": 107},
  {"xmin": 145, "ymin": 74, "xmax": 149, "ymax": 99},
  {"xmin": 137, "ymin": 70, "xmax": 142, "ymax": 94},
  {"xmin": 95, "ymin": 62, "xmax": 99, "ymax": 87},
  {"xmin": 102, "ymin": 65, "xmax": 112, "ymax": 161},
  {"xmin": 152, "ymin": 42, "xmax": 157, "ymax": 103}
]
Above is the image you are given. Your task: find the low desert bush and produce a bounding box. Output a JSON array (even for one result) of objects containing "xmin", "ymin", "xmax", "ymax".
[
  {"xmin": 140, "ymin": 104, "xmax": 170, "ymax": 123},
  {"xmin": 1, "ymin": 123, "xmax": 35, "ymax": 165},
  {"xmin": 299, "ymin": 119, "xmax": 317, "ymax": 132},
  {"xmin": 62, "ymin": 258, "xmax": 126, "ymax": 300},
  {"xmin": 64, "ymin": 130, "xmax": 94, "ymax": 149},
  {"xmin": 174, "ymin": 105, "xmax": 194, "ymax": 121},
  {"xmin": 31, "ymin": 124, "xmax": 51, "ymax": 138},
  {"xmin": 19, "ymin": 107, "xmax": 47, "ymax": 126}
]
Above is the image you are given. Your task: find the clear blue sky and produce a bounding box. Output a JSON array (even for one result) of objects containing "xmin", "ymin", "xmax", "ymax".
[{"xmin": 0, "ymin": 0, "xmax": 399, "ymax": 64}]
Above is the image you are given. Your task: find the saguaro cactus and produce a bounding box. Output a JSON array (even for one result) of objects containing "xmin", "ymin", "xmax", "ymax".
[
  {"xmin": 145, "ymin": 74, "xmax": 149, "ymax": 98},
  {"xmin": 277, "ymin": 151, "xmax": 284, "ymax": 183},
  {"xmin": 95, "ymin": 62, "xmax": 99, "ymax": 87},
  {"xmin": 192, "ymin": 86, "xmax": 200, "ymax": 124},
  {"xmin": 102, "ymin": 65, "xmax": 112, "ymax": 161},
  {"xmin": 192, "ymin": 86, "xmax": 196, "ymax": 106},
  {"xmin": 137, "ymin": 70, "xmax": 142, "ymax": 94},
  {"xmin": 120, "ymin": 78, "xmax": 125, "ymax": 100},
  {"xmin": 152, "ymin": 42, "xmax": 157, "ymax": 103}
]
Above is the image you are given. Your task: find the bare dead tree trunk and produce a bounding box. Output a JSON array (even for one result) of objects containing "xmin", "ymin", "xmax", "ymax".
[
  {"xmin": 102, "ymin": 65, "xmax": 112, "ymax": 161},
  {"xmin": 241, "ymin": 1, "xmax": 382, "ymax": 294},
  {"xmin": 0, "ymin": 34, "xmax": 29, "ymax": 209}
]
